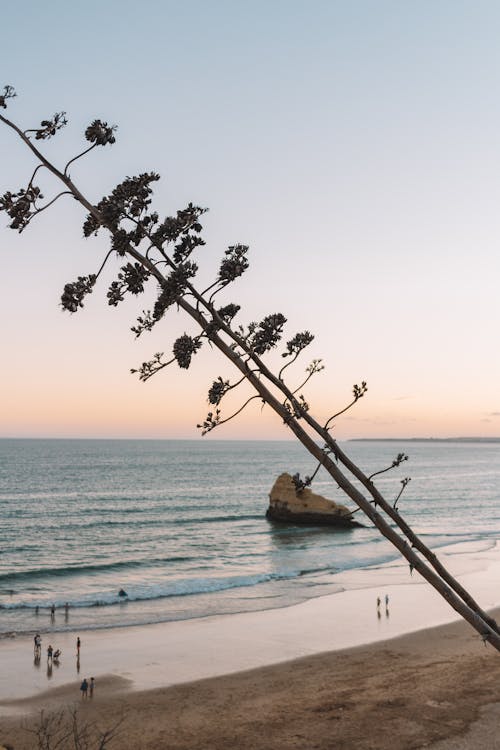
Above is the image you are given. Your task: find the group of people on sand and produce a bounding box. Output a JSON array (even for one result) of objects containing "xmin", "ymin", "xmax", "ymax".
[
  {"xmin": 80, "ymin": 676, "xmax": 95, "ymax": 698},
  {"xmin": 376, "ymin": 594, "xmax": 390, "ymax": 619},
  {"xmin": 34, "ymin": 633, "xmax": 61, "ymax": 662},
  {"xmin": 33, "ymin": 608, "xmax": 102, "ymax": 699}
]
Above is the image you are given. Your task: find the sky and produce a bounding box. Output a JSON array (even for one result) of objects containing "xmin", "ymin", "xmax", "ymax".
[{"xmin": 1, "ymin": 0, "xmax": 499, "ymax": 440}]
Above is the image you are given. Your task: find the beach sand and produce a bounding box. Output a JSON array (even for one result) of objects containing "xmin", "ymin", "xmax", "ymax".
[
  {"xmin": 1, "ymin": 612, "xmax": 500, "ymax": 749},
  {"xmin": 2, "ymin": 546, "xmax": 500, "ymax": 748}
]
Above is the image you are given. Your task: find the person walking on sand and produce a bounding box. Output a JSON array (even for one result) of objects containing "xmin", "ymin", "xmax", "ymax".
[
  {"xmin": 76, "ymin": 636, "xmax": 81, "ymax": 655},
  {"xmin": 89, "ymin": 676, "xmax": 95, "ymax": 698},
  {"xmin": 47, "ymin": 644, "xmax": 53, "ymax": 661},
  {"xmin": 80, "ymin": 677, "xmax": 88, "ymax": 699}
]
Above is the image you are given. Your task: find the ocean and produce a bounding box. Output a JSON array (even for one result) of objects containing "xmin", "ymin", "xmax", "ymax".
[{"xmin": 1, "ymin": 438, "xmax": 499, "ymax": 637}]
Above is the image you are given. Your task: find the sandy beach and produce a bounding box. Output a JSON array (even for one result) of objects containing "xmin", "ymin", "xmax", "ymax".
[
  {"xmin": 2, "ymin": 611, "xmax": 500, "ymax": 749},
  {"xmin": 2, "ymin": 550, "xmax": 500, "ymax": 749}
]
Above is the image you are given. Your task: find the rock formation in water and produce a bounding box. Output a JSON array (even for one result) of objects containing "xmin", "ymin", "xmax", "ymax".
[{"xmin": 266, "ymin": 472, "xmax": 362, "ymax": 527}]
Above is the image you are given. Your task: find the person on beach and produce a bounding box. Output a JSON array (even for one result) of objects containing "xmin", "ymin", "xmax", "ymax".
[
  {"xmin": 47, "ymin": 644, "xmax": 53, "ymax": 661},
  {"xmin": 80, "ymin": 678, "xmax": 88, "ymax": 698},
  {"xmin": 50, "ymin": 604, "xmax": 55, "ymax": 619},
  {"xmin": 77, "ymin": 636, "xmax": 81, "ymax": 654},
  {"xmin": 385, "ymin": 594, "xmax": 389, "ymax": 607},
  {"xmin": 89, "ymin": 676, "xmax": 95, "ymax": 697},
  {"xmin": 376, "ymin": 596, "xmax": 381, "ymax": 609},
  {"xmin": 34, "ymin": 633, "xmax": 41, "ymax": 654},
  {"xmin": 53, "ymin": 648, "xmax": 61, "ymax": 660}
]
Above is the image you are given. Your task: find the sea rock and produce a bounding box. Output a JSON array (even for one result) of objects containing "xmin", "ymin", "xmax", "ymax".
[{"xmin": 266, "ymin": 473, "xmax": 362, "ymax": 527}]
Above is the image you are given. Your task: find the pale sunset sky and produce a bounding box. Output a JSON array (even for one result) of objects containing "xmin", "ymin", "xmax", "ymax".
[{"xmin": 1, "ymin": 0, "xmax": 499, "ymax": 440}]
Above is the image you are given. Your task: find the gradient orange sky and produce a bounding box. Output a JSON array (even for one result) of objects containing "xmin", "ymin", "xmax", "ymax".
[{"xmin": 1, "ymin": 1, "xmax": 499, "ymax": 440}]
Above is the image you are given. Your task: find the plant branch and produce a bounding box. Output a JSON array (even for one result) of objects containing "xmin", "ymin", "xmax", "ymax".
[
  {"xmin": 3, "ymin": 98, "xmax": 499, "ymax": 647},
  {"xmin": 64, "ymin": 143, "xmax": 97, "ymax": 176}
]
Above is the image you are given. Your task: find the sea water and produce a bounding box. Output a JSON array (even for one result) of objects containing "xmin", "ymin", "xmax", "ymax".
[{"xmin": 1, "ymin": 438, "xmax": 499, "ymax": 637}]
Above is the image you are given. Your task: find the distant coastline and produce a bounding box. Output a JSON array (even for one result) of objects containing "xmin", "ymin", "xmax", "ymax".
[{"xmin": 349, "ymin": 437, "xmax": 500, "ymax": 443}]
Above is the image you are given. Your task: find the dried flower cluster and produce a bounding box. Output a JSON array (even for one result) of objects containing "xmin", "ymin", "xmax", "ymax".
[
  {"xmin": 282, "ymin": 331, "xmax": 314, "ymax": 358},
  {"xmin": 107, "ymin": 263, "xmax": 150, "ymax": 306},
  {"xmin": 0, "ymin": 84, "xmax": 16, "ymax": 109},
  {"xmin": 196, "ymin": 410, "xmax": 221, "ymax": 435},
  {"xmin": 0, "ymin": 186, "xmax": 43, "ymax": 231},
  {"xmin": 251, "ymin": 313, "xmax": 287, "ymax": 355},
  {"xmin": 84, "ymin": 119, "xmax": 117, "ymax": 146},
  {"xmin": 217, "ymin": 244, "xmax": 249, "ymax": 283},
  {"xmin": 61, "ymin": 275, "xmax": 97, "ymax": 313},
  {"xmin": 32, "ymin": 112, "xmax": 67, "ymax": 140},
  {"xmin": 207, "ymin": 377, "xmax": 231, "ymax": 406},
  {"xmin": 173, "ymin": 334, "xmax": 202, "ymax": 369}
]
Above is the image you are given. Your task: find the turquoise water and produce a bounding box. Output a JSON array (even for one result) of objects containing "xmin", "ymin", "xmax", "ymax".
[{"xmin": 1, "ymin": 438, "xmax": 499, "ymax": 636}]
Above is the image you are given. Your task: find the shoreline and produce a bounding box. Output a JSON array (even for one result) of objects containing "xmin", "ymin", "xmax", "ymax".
[
  {"xmin": 2, "ymin": 540, "xmax": 500, "ymax": 747},
  {"xmin": 2, "ymin": 539, "xmax": 500, "ymax": 706},
  {"xmin": 0, "ymin": 582, "xmax": 476, "ymax": 705},
  {"xmin": 2, "ymin": 608, "xmax": 500, "ymax": 749}
]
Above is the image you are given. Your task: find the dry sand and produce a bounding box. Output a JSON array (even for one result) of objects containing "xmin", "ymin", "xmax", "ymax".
[{"xmin": 2, "ymin": 611, "xmax": 500, "ymax": 749}]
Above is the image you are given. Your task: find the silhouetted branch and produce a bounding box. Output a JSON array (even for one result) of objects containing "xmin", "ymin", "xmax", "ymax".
[
  {"xmin": 197, "ymin": 394, "xmax": 261, "ymax": 435},
  {"xmin": 393, "ymin": 477, "xmax": 411, "ymax": 510},
  {"xmin": 291, "ymin": 358, "xmax": 325, "ymax": 395},
  {"xmin": 64, "ymin": 143, "xmax": 97, "ymax": 176},
  {"xmin": 368, "ymin": 452, "xmax": 409, "ymax": 482},
  {"xmin": 207, "ymin": 375, "xmax": 246, "ymax": 406},
  {"xmin": 24, "ymin": 112, "xmax": 67, "ymax": 140},
  {"xmin": 282, "ymin": 393, "xmax": 309, "ymax": 421},
  {"xmin": 23, "ymin": 707, "xmax": 125, "ymax": 749},
  {"xmin": 278, "ymin": 331, "xmax": 314, "ymax": 380},
  {"xmin": 131, "ymin": 352, "xmax": 175, "ymax": 381},
  {"xmin": 24, "ymin": 190, "xmax": 73, "ymax": 226},
  {"xmin": 291, "ymin": 452, "xmax": 330, "ymax": 493},
  {"xmin": 324, "ymin": 381, "xmax": 367, "ymax": 431}
]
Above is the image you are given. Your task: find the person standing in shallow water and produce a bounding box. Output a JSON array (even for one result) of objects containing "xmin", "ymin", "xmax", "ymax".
[{"xmin": 89, "ymin": 676, "xmax": 95, "ymax": 698}]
